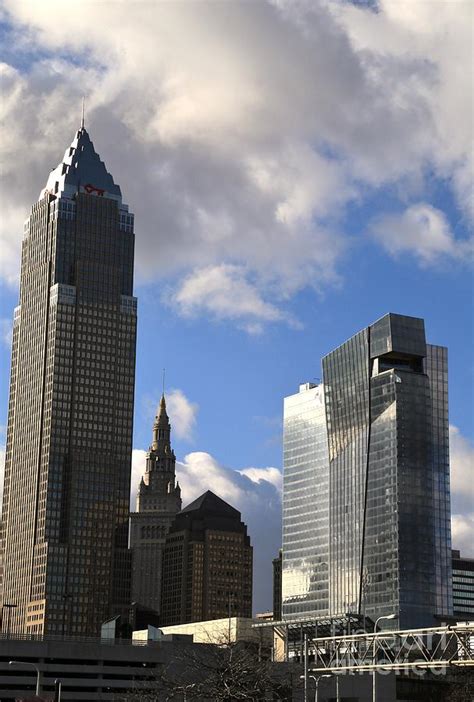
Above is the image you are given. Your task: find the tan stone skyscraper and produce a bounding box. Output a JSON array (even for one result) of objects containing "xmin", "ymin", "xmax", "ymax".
[
  {"xmin": 0, "ymin": 124, "xmax": 137, "ymax": 636},
  {"xmin": 130, "ymin": 396, "xmax": 181, "ymax": 614}
]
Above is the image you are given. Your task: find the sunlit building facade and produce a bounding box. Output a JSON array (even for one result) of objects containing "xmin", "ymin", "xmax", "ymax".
[
  {"xmin": 282, "ymin": 314, "xmax": 453, "ymax": 629},
  {"xmin": 0, "ymin": 125, "xmax": 136, "ymax": 636},
  {"xmin": 282, "ymin": 383, "xmax": 329, "ymax": 619}
]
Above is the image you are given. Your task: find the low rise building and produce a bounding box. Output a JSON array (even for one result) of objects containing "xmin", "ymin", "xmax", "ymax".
[
  {"xmin": 160, "ymin": 616, "xmax": 272, "ymax": 647},
  {"xmin": 452, "ymin": 549, "xmax": 474, "ymax": 619},
  {"xmin": 0, "ymin": 636, "xmax": 165, "ymax": 701}
]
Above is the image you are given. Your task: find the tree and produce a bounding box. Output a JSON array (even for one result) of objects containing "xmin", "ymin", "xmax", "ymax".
[
  {"xmin": 444, "ymin": 666, "xmax": 474, "ymax": 702},
  {"xmin": 120, "ymin": 639, "xmax": 301, "ymax": 701}
]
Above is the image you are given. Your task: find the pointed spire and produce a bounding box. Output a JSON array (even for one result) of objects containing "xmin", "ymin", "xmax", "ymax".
[
  {"xmin": 81, "ymin": 96, "xmax": 85, "ymax": 130},
  {"xmin": 158, "ymin": 393, "xmax": 168, "ymax": 423},
  {"xmin": 39, "ymin": 125, "xmax": 122, "ymax": 202},
  {"xmin": 151, "ymin": 393, "xmax": 171, "ymax": 451}
]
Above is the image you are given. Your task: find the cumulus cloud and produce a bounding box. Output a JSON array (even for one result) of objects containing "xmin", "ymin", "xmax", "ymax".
[
  {"xmin": 166, "ymin": 388, "xmax": 199, "ymax": 442},
  {"xmin": 168, "ymin": 264, "xmax": 300, "ymax": 333},
  {"xmin": 131, "ymin": 448, "xmax": 147, "ymax": 511},
  {"xmin": 450, "ymin": 425, "xmax": 474, "ymax": 558},
  {"xmin": 0, "ymin": 0, "xmax": 471, "ymax": 325},
  {"xmin": 238, "ymin": 466, "xmax": 283, "ymax": 493},
  {"xmin": 131, "ymin": 449, "xmax": 282, "ymax": 613},
  {"xmin": 328, "ymin": 0, "xmax": 473, "ymax": 214},
  {"xmin": 142, "ymin": 388, "xmax": 199, "ymax": 442},
  {"xmin": 451, "ymin": 514, "xmax": 474, "ymax": 559},
  {"xmin": 370, "ymin": 204, "xmax": 473, "ymax": 265},
  {"xmin": 0, "ymin": 318, "xmax": 13, "ymax": 348}
]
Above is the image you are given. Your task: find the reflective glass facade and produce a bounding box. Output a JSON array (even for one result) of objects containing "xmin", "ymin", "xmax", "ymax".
[
  {"xmin": 323, "ymin": 314, "xmax": 453, "ymax": 629},
  {"xmin": 282, "ymin": 383, "xmax": 329, "ymax": 619},
  {"xmin": 323, "ymin": 330, "xmax": 370, "ymax": 617},
  {"xmin": 424, "ymin": 345, "xmax": 452, "ymax": 617},
  {"xmin": 282, "ymin": 314, "xmax": 453, "ymax": 629},
  {"xmin": 0, "ymin": 127, "xmax": 136, "ymax": 636}
]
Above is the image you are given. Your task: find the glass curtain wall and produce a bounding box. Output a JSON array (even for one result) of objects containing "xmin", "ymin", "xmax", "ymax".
[{"xmin": 282, "ymin": 383, "xmax": 329, "ymax": 619}]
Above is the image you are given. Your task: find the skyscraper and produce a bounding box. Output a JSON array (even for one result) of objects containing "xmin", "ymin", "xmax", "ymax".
[
  {"xmin": 0, "ymin": 124, "xmax": 137, "ymax": 636},
  {"xmin": 282, "ymin": 313, "xmax": 452, "ymax": 629},
  {"xmin": 161, "ymin": 491, "xmax": 253, "ymax": 626},
  {"xmin": 129, "ymin": 395, "xmax": 181, "ymax": 614},
  {"xmin": 282, "ymin": 383, "xmax": 329, "ymax": 620}
]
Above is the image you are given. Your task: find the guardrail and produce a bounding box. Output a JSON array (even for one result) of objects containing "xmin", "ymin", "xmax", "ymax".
[{"xmin": 0, "ymin": 632, "xmax": 158, "ymax": 647}]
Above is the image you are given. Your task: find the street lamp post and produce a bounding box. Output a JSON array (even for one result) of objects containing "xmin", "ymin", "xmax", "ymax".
[
  {"xmin": 53, "ymin": 679, "xmax": 62, "ymax": 702},
  {"xmin": 9, "ymin": 661, "xmax": 41, "ymax": 697},
  {"xmin": 303, "ymin": 632, "xmax": 308, "ymax": 702},
  {"xmin": 335, "ymin": 635, "xmax": 340, "ymax": 702},
  {"xmin": 372, "ymin": 614, "xmax": 396, "ymax": 702},
  {"xmin": 309, "ymin": 674, "xmax": 331, "ymax": 702}
]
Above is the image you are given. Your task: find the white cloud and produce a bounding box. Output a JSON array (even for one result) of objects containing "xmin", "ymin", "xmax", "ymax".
[
  {"xmin": 142, "ymin": 388, "xmax": 199, "ymax": 442},
  {"xmin": 327, "ymin": 0, "xmax": 473, "ymax": 213},
  {"xmin": 168, "ymin": 264, "xmax": 300, "ymax": 333},
  {"xmin": 131, "ymin": 448, "xmax": 147, "ymax": 512},
  {"xmin": 450, "ymin": 424, "xmax": 474, "ymax": 518},
  {"xmin": 451, "ymin": 514, "xmax": 474, "ymax": 559},
  {"xmin": 166, "ymin": 388, "xmax": 199, "ymax": 442},
  {"xmin": 0, "ymin": 318, "xmax": 13, "ymax": 348},
  {"xmin": 238, "ymin": 466, "xmax": 283, "ymax": 493},
  {"xmin": 370, "ymin": 204, "xmax": 473, "ymax": 265},
  {"xmin": 0, "ymin": 0, "xmax": 471, "ymax": 325},
  {"xmin": 130, "ymin": 448, "xmax": 282, "ymax": 613},
  {"xmin": 450, "ymin": 425, "xmax": 474, "ymax": 558}
]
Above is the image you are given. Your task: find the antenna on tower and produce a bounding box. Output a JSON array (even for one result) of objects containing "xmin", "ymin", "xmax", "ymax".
[{"xmin": 81, "ymin": 96, "xmax": 85, "ymax": 129}]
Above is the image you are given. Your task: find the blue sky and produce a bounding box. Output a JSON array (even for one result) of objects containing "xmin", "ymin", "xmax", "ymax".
[{"xmin": 0, "ymin": 0, "xmax": 472, "ymax": 613}]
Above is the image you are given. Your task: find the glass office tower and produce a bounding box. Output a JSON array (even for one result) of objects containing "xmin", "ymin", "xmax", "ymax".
[
  {"xmin": 282, "ymin": 314, "xmax": 452, "ymax": 629},
  {"xmin": 0, "ymin": 125, "xmax": 136, "ymax": 636},
  {"xmin": 282, "ymin": 383, "xmax": 329, "ymax": 619},
  {"xmin": 424, "ymin": 344, "xmax": 452, "ymax": 617}
]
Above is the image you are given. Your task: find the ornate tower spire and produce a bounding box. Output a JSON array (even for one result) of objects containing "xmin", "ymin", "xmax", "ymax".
[
  {"xmin": 151, "ymin": 394, "xmax": 172, "ymax": 452},
  {"xmin": 130, "ymin": 392, "xmax": 182, "ymax": 614}
]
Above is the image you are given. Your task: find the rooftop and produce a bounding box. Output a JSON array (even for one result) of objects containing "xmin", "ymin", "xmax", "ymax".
[{"xmin": 39, "ymin": 126, "xmax": 122, "ymax": 203}]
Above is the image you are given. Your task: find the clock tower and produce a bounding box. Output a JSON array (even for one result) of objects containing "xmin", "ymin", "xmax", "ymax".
[{"xmin": 130, "ymin": 395, "xmax": 182, "ymax": 614}]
